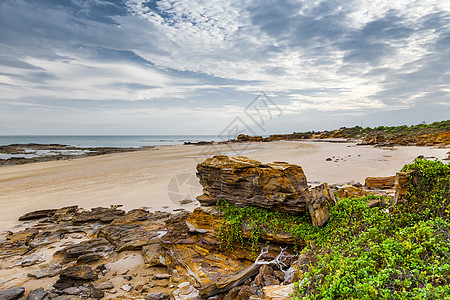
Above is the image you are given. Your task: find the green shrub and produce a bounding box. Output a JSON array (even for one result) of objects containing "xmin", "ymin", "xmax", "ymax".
[{"xmin": 292, "ymin": 159, "xmax": 450, "ymax": 299}]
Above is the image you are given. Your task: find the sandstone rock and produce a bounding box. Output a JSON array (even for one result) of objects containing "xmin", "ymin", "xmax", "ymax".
[
  {"xmin": 235, "ymin": 285, "xmax": 258, "ymax": 299},
  {"xmin": 336, "ymin": 185, "xmax": 369, "ymax": 198},
  {"xmin": 305, "ymin": 184, "xmax": 336, "ymax": 227},
  {"xmin": 18, "ymin": 209, "xmax": 57, "ymax": 221},
  {"xmin": 199, "ymin": 264, "xmax": 260, "ymax": 298},
  {"xmin": 162, "ymin": 242, "xmax": 252, "ymax": 288},
  {"xmin": 262, "ymin": 284, "xmax": 294, "ymax": 300},
  {"xmin": 72, "ymin": 207, "xmax": 125, "ymax": 223},
  {"xmin": 28, "ymin": 263, "xmax": 61, "ymax": 279},
  {"xmin": 121, "ymin": 284, "xmax": 132, "ymax": 292},
  {"xmin": 94, "ymin": 281, "xmax": 114, "ymax": 291},
  {"xmin": 393, "ymin": 171, "xmax": 420, "ymax": 205},
  {"xmin": 154, "ymin": 274, "xmax": 171, "ymax": 280},
  {"xmin": 364, "ymin": 176, "xmax": 395, "ymax": 189},
  {"xmin": 0, "ymin": 287, "xmax": 25, "ymax": 300},
  {"xmin": 50, "ymin": 206, "xmax": 79, "ymax": 222},
  {"xmin": 273, "ymin": 270, "xmax": 285, "ymax": 281},
  {"xmin": 60, "ymin": 265, "xmax": 96, "ymax": 281},
  {"xmin": 142, "ymin": 241, "xmax": 166, "ymax": 267},
  {"xmin": 0, "ymin": 229, "xmax": 38, "ymax": 258},
  {"xmin": 196, "ymin": 156, "xmax": 308, "ymax": 212},
  {"xmin": 11, "ymin": 253, "xmax": 44, "ymax": 268},
  {"xmin": 196, "ymin": 156, "xmax": 336, "ymax": 226},
  {"xmin": 254, "ymin": 265, "xmax": 280, "ymax": 287},
  {"xmin": 89, "ymin": 285, "xmax": 104, "ymax": 299},
  {"xmin": 27, "ymin": 288, "xmax": 48, "ymax": 300},
  {"xmin": 54, "ymin": 238, "xmax": 112, "ymax": 262},
  {"xmin": 172, "ymin": 282, "xmax": 199, "ymax": 300},
  {"xmin": 146, "ymin": 293, "xmax": 170, "ymax": 300},
  {"xmin": 28, "ymin": 226, "xmax": 76, "ymax": 249},
  {"xmin": 98, "ymin": 211, "xmax": 168, "ymax": 251},
  {"xmin": 62, "ymin": 287, "xmax": 82, "ymax": 295},
  {"xmin": 223, "ymin": 286, "xmax": 241, "ymax": 300}
]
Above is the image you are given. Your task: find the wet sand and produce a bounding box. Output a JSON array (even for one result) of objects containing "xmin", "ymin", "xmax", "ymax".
[{"xmin": 0, "ymin": 141, "xmax": 448, "ymax": 232}]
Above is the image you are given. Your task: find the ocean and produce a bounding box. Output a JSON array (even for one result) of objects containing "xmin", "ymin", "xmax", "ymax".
[{"xmin": 0, "ymin": 135, "xmax": 222, "ymax": 148}]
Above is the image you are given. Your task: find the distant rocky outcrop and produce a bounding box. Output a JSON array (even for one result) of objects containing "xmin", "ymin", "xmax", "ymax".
[{"xmin": 196, "ymin": 155, "xmax": 336, "ymax": 227}]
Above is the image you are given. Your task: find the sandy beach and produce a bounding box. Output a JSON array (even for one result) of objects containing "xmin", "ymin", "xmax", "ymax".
[{"xmin": 0, "ymin": 141, "xmax": 448, "ymax": 232}]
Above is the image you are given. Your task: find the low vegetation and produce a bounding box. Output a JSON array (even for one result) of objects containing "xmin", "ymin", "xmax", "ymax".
[
  {"xmin": 216, "ymin": 158, "xmax": 450, "ymax": 299},
  {"xmin": 293, "ymin": 119, "xmax": 450, "ymax": 140}
]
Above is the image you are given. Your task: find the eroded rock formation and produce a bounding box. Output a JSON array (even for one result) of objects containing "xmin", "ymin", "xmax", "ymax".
[{"xmin": 196, "ymin": 155, "xmax": 336, "ymax": 226}]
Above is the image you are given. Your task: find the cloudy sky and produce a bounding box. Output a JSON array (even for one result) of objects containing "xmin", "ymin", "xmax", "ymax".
[{"xmin": 0, "ymin": 0, "xmax": 449, "ymax": 135}]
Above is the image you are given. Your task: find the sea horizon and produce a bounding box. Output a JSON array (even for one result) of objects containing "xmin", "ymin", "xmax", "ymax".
[{"xmin": 0, "ymin": 135, "xmax": 224, "ymax": 148}]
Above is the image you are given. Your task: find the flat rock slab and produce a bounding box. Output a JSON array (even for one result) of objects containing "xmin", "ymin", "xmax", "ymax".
[{"xmin": 18, "ymin": 209, "xmax": 57, "ymax": 221}]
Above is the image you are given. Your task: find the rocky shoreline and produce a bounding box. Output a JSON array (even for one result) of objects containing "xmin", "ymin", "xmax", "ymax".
[
  {"xmin": 0, "ymin": 144, "xmax": 151, "ymax": 167},
  {"xmin": 0, "ymin": 155, "xmax": 417, "ymax": 300}
]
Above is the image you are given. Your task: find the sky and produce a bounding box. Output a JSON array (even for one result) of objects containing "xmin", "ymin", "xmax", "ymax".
[{"xmin": 0, "ymin": 0, "xmax": 449, "ymax": 135}]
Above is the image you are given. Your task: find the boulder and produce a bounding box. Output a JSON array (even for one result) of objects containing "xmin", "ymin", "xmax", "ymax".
[
  {"xmin": 364, "ymin": 176, "xmax": 395, "ymax": 189},
  {"xmin": 196, "ymin": 156, "xmax": 336, "ymax": 226}
]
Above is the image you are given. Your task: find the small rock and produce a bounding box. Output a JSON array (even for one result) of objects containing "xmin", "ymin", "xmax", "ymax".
[
  {"xmin": 236, "ymin": 286, "xmax": 258, "ymax": 299},
  {"xmin": 27, "ymin": 288, "xmax": 48, "ymax": 300},
  {"xmin": 154, "ymin": 274, "xmax": 171, "ymax": 280},
  {"xmin": 325, "ymin": 157, "xmax": 332, "ymax": 161},
  {"xmin": 273, "ymin": 270, "xmax": 285, "ymax": 281},
  {"xmin": 172, "ymin": 282, "xmax": 199, "ymax": 300},
  {"xmin": 0, "ymin": 287, "xmax": 25, "ymax": 300},
  {"xmin": 179, "ymin": 199, "xmax": 193, "ymax": 205},
  {"xmin": 94, "ymin": 281, "xmax": 114, "ymax": 290},
  {"xmin": 107, "ymin": 289, "xmax": 117, "ymax": 294},
  {"xmin": 145, "ymin": 293, "xmax": 170, "ymax": 300},
  {"xmin": 121, "ymin": 284, "xmax": 132, "ymax": 292},
  {"xmin": 11, "ymin": 254, "xmax": 42, "ymax": 268},
  {"xmin": 124, "ymin": 275, "xmax": 133, "ymax": 281},
  {"xmin": 89, "ymin": 285, "xmax": 104, "ymax": 299},
  {"xmin": 62, "ymin": 287, "xmax": 81, "ymax": 295}
]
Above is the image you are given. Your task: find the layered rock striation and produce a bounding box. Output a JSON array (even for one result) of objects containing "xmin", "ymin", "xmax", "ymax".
[{"xmin": 196, "ymin": 155, "xmax": 336, "ymax": 226}]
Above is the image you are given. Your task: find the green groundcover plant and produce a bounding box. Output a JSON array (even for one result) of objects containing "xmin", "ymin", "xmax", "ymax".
[{"xmin": 216, "ymin": 158, "xmax": 449, "ymax": 299}]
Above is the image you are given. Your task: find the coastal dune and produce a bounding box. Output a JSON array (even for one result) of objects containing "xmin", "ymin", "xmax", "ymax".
[{"xmin": 0, "ymin": 141, "xmax": 448, "ymax": 231}]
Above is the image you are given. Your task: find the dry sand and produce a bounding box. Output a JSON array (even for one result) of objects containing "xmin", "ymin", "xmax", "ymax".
[{"xmin": 0, "ymin": 141, "xmax": 448, "ymax": 232}]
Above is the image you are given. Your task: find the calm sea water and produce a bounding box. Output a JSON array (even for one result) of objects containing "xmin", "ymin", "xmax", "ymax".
[{"xmin": 0, "ymin": 135, "xmax": 222, "ymax": 148}]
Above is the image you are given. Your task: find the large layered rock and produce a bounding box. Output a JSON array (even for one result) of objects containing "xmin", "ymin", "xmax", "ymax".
[{"xmin": 196, "ymin": 155, "xmax": 336, "ymax": 226}]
